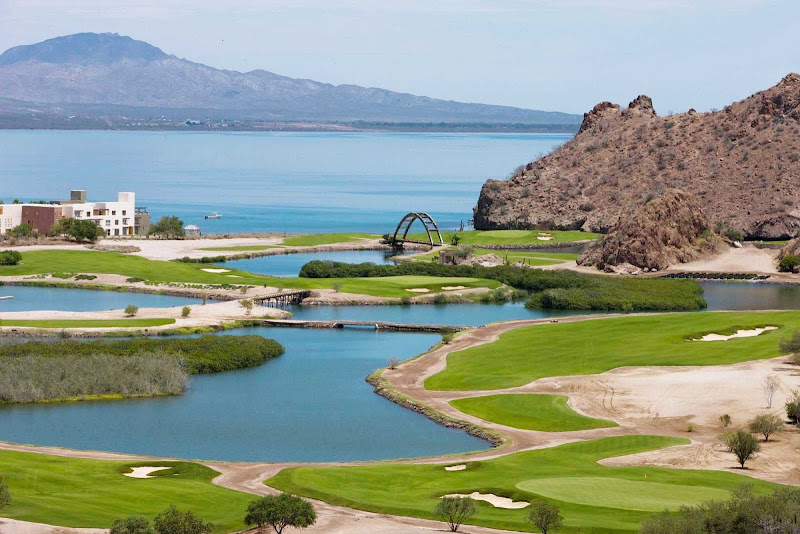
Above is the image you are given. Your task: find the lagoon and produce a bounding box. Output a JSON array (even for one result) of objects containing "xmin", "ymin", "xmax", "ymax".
[
  {"xmin": 0, "ymin": 285, "xmax": 198, "ymax": 312},
  {"xmin": 222, "ymin": 249, "xmax": 415, "ymax": 277}
]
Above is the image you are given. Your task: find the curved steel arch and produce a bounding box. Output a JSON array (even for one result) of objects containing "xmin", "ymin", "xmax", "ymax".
[{"xmin": 392, "ymin": 212, "xmax": 445, "ymax": 247}]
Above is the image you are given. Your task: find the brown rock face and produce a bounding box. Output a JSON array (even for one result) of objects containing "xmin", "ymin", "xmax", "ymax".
[
  {"xmin": 577, "ymin": 189, "xmax": 720, "ymax": 271},
  {"xmin": 474, "ymin": 73, "xmax": 800, "ymax": 240}
]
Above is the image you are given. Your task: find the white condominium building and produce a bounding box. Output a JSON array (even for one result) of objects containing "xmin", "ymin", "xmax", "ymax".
[{"xmin": 61, "ymin": 191, "xmax": 138, "ymax": 237}]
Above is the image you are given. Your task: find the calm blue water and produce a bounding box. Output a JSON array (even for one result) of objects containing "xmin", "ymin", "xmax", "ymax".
[
  {"xmin": 0, "ymin": 328, "xmax": 486, "ymax": 462},
  {"xmin": 0, "ymin": 130, "xmax": 570, "ymax": 234},
  {"xmin": 0, "ymin": 285, "xmax": 198, "ymax": 312},
  {"xmin": 700, "ymin": 281, "xmax": 800, "ymax": 310},
  {"xmin": 222, "ymin": 249, "xmax": 415, "ymax": 277}
]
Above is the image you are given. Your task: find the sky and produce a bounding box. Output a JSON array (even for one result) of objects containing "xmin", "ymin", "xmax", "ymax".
[{"xmin": 1, "ymin": 0, "xmax": 798, "ymax": 115}]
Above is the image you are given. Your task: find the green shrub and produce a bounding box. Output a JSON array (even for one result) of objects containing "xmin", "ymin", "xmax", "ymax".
[
  {"xmin": 297, "ymin": 260, "xmax": 706, "ymax": 311},
  {"xmin": 181, "ymin": 306, "xmax": 191, "ymax": 318},
  {"xmin": 0, "ymin": 477, "xmax": 10, "ymax": 508},
  {"xmin": 110, "ymin": 516, "xmax": 154, "ymax": 534},
  {"xmin": 154, "ymin": 505, "xmax": 211, "ymax": 534},
  {"xmin": 787, "ymin": 391, "xmax": 800, "ymax": 424},
  {"xmin": 126, "ymin": 277, "xmax": 146, "ymax": 283},
  {"xmin": 0, "ymin": 250, "xmax": 22, "ymax": 266},
  {"xmin": 74, "ymin": 274, "xmax": 97, "ymax": 281},
  {"xmin": 244, "ymin": 493, "xmax": 316, "ymax": 533},
  {"xmin": 124, "ymin": 305, "xmax": 139, "ymax": 317},
  {"xmin": 779, "ymin": 254, "xmax": 800, "ymax": 272},
  {"xmin": 8, "ymin": 223, "xmax": 34, "ymax": 238}
]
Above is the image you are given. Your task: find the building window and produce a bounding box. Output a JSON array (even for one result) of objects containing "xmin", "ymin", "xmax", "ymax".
[
  {"xmin": 105, "ymin": 220, "xmax": 110, "ymax": 226},
  {"xmin": 115, "ymin": 220, "xmax": 119, "ymax": 225},
  {"xmin": 122, "ymin": 210, "xmax": 127, "ymax": 216},
  {"xmin": 112, "ymin": 211, "xmax": 116, "ymax": 215}
]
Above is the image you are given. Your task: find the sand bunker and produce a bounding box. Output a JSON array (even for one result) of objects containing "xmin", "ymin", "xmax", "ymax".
[
  {"xmin": 441, "ymin": 286, "xmax": 467, "ymax": 291},
  {"xmin": 405, "ymin": 288, "xmax": 430, "ymax": 293},
  {"xmin": 693, "ymin": 326, "xmax": 777, "ymax": 342},
  {"xmin": 442, "ymin": 492, "xmax": 529, "ymax": 509},
  {"xmin": 226, "ymin": 275, "xmax": 242, "ymax": 278},
  {"xmin": 124, "ymin": 466, "xmax": 170, "ymax": 479},
  {"xmin": 201, "ymin": 268, "xmax": 230, "ymax": 273},
  {"xmin": 444, "ymin": 464, "xmax": 466, "ymax": 471},
  {"xmin": 537, "ymin": 236, "xmax": 554, "ymax": 241}
]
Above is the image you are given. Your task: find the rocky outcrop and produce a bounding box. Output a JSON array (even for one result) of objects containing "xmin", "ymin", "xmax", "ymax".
[
  {"xmin": 780, "ymin": 237, "xmax": 800, "ymax": 259},
  {"xmin": 577, "ymin": 189, "xmax": 720, "ymax": 271},
  {"xmin": 475, "ymin": 74, "xmax": 800, "ymax": 240}
]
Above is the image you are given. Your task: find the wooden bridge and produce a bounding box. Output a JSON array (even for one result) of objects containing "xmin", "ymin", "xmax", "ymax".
[
  {"xmin": 255, "ymin": 319, "xmax": 472, "ymax": 333},
  {"xmin": 254, "ymin": 290, "xmax": 312, "ymax": 307}
]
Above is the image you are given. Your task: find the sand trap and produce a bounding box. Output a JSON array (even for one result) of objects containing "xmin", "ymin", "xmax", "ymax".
[
  {"xmin": 442, "ymin": 492, "xmax": 529, "ymax": 509},
  {"xmin": 405, "ymin": 288, "xmax": 430, "ymax": 293},
  {"xmin": 201, "ymin": 268, "xmax": 230, "ymax": 273},
  {"xmin": 537, "ymin": 236, "xmax": 554, "ymax": 241},
  {"xmin": 124, "ymin": 466, "xmax": 170, "ymax": 479},
  {"xmin": 226, "ymin": 275, "xmax": 242, "ymax": 278},
  {"xmin": 441, "ymin": 286, "xmax": 467, "ymax": 291},
  {"xmin": 444, "ymin": 464, "xmax": 467, "ymax": 471},
  {"xmin": 693, "ymin": 326, "xmax": 777, "ymax": 342}
]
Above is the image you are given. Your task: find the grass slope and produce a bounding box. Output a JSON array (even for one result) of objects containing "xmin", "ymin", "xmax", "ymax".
[
  {"xmin": 0, "ymin": 250, "xmax": 498, "ymax": 298},
  {"xmin": 426, "ymin": 311, "xmax": 797, "ymax": 391},
  {"xmin": 281, "ymin": 233, "xmax": 377, "ymax": 246},
  {"xmin": 0, "ymin": 451, "xmax": 250, "ymax": 532},
  {"xmin": 450, "ymin": 394, "xmax": 617, "ymax": 432},
  {"xmin": 0, "ymin": 318, "xmax": 175, "ymax": 328},
  {"xmin": 406, "ymin": 229, "xmax": 599, "ymax": 245},
  {"xmin": 268, "ymin": 435, "xmax": 776, "ymax": 533}
]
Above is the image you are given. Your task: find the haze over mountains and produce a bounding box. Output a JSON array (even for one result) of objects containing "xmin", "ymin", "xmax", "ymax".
[{"xmin": 0, "ymin": 33, "xmax": 581, "ymax": 130}]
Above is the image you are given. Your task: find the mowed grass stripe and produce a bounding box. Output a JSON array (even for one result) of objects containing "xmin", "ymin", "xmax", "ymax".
[
  {"xmin": 0, "ymin": 451, "xmax": 251, "ymax": 532},
  {"xmin": 426, "ymin": 311, "xmax": 796, "ymax": 391},
  {"xmin": 450, "ymin": 394, "xmax": 617, "ymax": 432},
  {"xmin": 268, "ymin": 435, "xmax": 777, "ymax": 533}
]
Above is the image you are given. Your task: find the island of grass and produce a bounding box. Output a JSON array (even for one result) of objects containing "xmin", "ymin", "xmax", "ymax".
[
  {"xmin": 450, "ymin": 394, "xmax": 617, "ymax": 432},
  {"xmin": 426, "ymin": 311, "xmax": 794, "ymax": 391},
  {"xmin": 0, "ymin": 250, "xmax": 500, "ymax": 298},
  {"xmin": 268, "ymin": 435, "xmax": 777, "ymax": 533},
  {"xmin": 0, "ymin": 335, "xmax": 283, "ymax": 403},
  {"xmin": 0, "ymin": 450, "xmax": 250, "ymax": 532},
  {"xmin": 405, "ymin": 229, "xmax": 600, "ymax": 245},
  {"xmin": 281, "ymin": 232, "xmax": 378, "ymax": 247}
]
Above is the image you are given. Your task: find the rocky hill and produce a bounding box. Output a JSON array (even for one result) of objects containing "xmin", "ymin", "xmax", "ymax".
[
  {"xmin": 0, "ymin": 33, "xmax": 581, "ymax": 126},
  {"xmin": 474, "ymin": 74, "xmax": 800, "ymax": 240},
  {"xmin": 577, "ymin": 189, "xmax": 721, "ymax": 271}
]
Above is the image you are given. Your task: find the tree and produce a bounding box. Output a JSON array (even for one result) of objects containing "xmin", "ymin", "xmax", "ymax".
[
  {"xmin": 748, "ymin": 413, "xmax": 783, "ymax": 442},
  {"xmin": 433, "ymin": 496, "xmax": 476, "ymax": 532},
  {"xmin": 149, "ymin": 216, "xmax": 185, "ymax": 239},
  {"xmin": 71, "ymin": 219, "xmax": 103, "ymax": 242},
  {"xmin": 239, "ymin": 299, "xmax": 254, "ymax": 315},
  {"xmin": 450, "ymin": 233, "xmax": 461, "ymax": 245},
  {"xmin": 779, "ymin": 331, "xmax": 800, "ymax": 361},
  {"xmin": 244, "ymin": 493, "xmax": 316, "ymax": 534},
  {"xmin": 331, "ymin": 282, "xmax": 342, "ymax": 293},
  {"xmin": 0, "ymin": 477, "xmax": 11, "ymax": 508},
  {"xmin": 181, "ymin": 306, "xmax": 191, "ymax": 318},
  {"xmin": 761, "ymin": 375, "xmax": 780, "ymax": 408},
  {"xmin": 8, "ymin": 223, "xmax": 34, "ymax": 238},
  {"xmin": 110, "ymin": 516, "xmax": 155, "ymax": 534},
  {"xmin": 779, "ymin": 254, "xmax": 800, "ymax": 273},
  {"xmin": 124, "ymin": 305, "xmax": 139, "ymax": 317},
  {"xmin": 528, "ymin": 501, "xmax": 563, "ymax": 534},
  {"xmin": 0, "ymin": 250, "xmax": 22, "ymax": 266},
  {"xmin": 153, "ymin": 505, "xmax": 212, "ymax": 534},
  {"xmin": 787, "ymin": 391, "xmax": 800, "ymax": 424},
  {"xmin": 719, "ymin": 414, "xmax": 731, "ymax": 428},
  {"xmin": 722, "ymin": 430, "xmax": 760, "ymax": 468}
]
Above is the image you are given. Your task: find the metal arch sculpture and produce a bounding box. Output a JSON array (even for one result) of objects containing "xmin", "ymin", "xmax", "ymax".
[{"xmin": 392, "ymin": 212, "xmax": 445, "ymax": 247}]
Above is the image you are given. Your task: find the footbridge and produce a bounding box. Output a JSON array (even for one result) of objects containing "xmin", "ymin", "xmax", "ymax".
[
  {"xmin": 255, "ymin": 319, "xmax": 471, "ymax": 333},
  {"xmin": 392, "ymin": 212, "xmax": 445, "ymax": 247},
  {"xmin": 255, "ymin": 290, "xmax": 312, "ymax": 307}
]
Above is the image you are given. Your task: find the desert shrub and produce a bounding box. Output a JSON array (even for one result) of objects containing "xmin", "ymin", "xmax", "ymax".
[
  {"xmin": 779, "ymin": 254, "xmax": 800, "ymax": 272},
  {"xmin": 748, "ymin": 413, "xmax": 783, "ymax": 442},
  {"xmin": 720, "ymin": 430, "xmax": 760, "ymax": 468},
  {"xmin": 110, "ymin": 516, "xmax": 155, "ymax": 534},
  {"xmin": 719, "ymin": 414, "xmax": 731, "ymax": 427},
  {"xmin": 434, "ymin": 496, "xmax": 476, "ymax": 532},
  {"xmin": 786, "ymin": 391, "xmax": 800, "ymax": 423},
  {"xmin": 74, "ymin": 274, "xmax": 97, "ymax": 281},
  {"xmin": 0, "ymin": 335, "xmax": 283, "ymax": 375},
  {"xmin": 298, "ymin": 261, "xmax": 705, "ymax": 311},
  {"xmin": 528, "ymin": 501, "xmax": 562, "ymax": 534},
  {"xmin": 124, "ymin": 305, "xmax": 139, "ymax": 317},
  {"xmin": 181, "ymin": 306, "xmax": 191, "ymax": 318},
  {"xmin": 239, "ymin": 298, "xmax": 254, "ymax": 315},
  {"xmin": 153, "ymin": 505, "xmax": 211, "ymax": 534},
  {"xmin": 641, "ymin": 485, "xmax": 800, "ymax": 534},
  {"xmin": 779, "ymin": 330, "xmax": 800, "ymax": 360}
]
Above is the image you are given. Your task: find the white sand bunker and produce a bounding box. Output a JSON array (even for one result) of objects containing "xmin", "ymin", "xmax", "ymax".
[
  {"xmin": 444, "ymin": 464, "xmax": 466, "ymax": 471},
  {"xmin": 536, "ymin": 236, "xmax": 554, "ymax": 241},
  {"xmin": 693, "ymin": 326, "xmax": 778, "ymax": 342},
  {"xmin": 442, "ymin": 286, "xmax": 467, "ymax": 291},
  {"xmin": 226, "ymin": 275, "xmax": 242, "ymax": 278},
  {"xmin": 442, "ymin": 492, "xmax": 529, "ymax": 509},
  {"xmin": 201, "ymin": 268, "xmax": 230, "ymax": 273},
  {"xmin": 405, "ymin": 288, "xmax": 430, "ymax": 293},
  {"xmin": 124, "ymin": 466, "xmax": 170, "ymax": 479}
]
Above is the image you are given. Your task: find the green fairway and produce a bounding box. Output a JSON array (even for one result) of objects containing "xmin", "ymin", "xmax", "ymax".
[
  {"xmin": 268, "ymin": 435, "xmax": 775, "ymax": 533},
  {"xmin": 406, "ymin": 248, "xmax": 576, "ymax": 265},
  {"xmin": 406, "ymin": 229, "xmax": 600, "ymax": 245},
  {"xmin": 516, "ymin": 477, "xmax": 729, "ymax": 512},
  {"xmin": 0, "ymin": 450, "xmax": 250, "ymax": 531},
  {"xmin": 0, "ymin": 250, "xmax": 500, "ymax": 298},
  {"xmin": 450, "ymin": 394, "xmax": 617, "ymax": 432},
  {"xmin": 281, "ymin": 233, "xmax": 378, "ymax": 246},
  {"xmin": 0, "ymin": 318, "xmax": 175, "ymax": 328},
  {"xmin": 426, "ymin": 311, "xmax": 796, "ymax": 391}
]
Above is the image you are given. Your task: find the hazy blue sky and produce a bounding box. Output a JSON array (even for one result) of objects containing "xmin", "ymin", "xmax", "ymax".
[{"xmin": 2, "ymin": 0, "xmax": 798, "ymax": 114}]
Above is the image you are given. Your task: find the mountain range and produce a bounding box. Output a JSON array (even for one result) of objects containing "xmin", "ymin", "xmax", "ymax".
[{"xmin": 0, "ymin": 33, "xmax": 581, "ymax": 128}]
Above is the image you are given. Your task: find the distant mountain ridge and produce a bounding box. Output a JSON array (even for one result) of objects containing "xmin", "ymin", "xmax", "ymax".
[{"xmin": 0, "ymin": 33, "xmax": 581, "ymax": 125}]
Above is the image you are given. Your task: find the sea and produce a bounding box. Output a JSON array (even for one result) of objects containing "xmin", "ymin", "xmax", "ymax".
[{"xmin": 0, "ymin": 130, "xmax": 571, "ymax": 235}]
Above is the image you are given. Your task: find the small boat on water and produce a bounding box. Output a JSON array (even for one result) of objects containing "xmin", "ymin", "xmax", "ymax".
[
  {"xmin": 203, "ymin": 212, "xmax": 222, "ymax": 220},
  {"xmin": 0, "ymin": 296, "xmax": 14, "ymax": 300}
]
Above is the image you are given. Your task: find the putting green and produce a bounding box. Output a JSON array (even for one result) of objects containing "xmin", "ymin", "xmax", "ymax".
[{"xmin": 517, "ymin": 477, "xmax": 730, "ymax": 512}]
